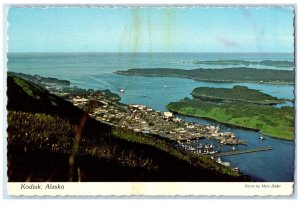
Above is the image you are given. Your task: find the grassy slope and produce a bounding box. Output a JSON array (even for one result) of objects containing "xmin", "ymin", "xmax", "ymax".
[
  {"xmin": 192, "ymin": 86, "xmax": 284, "ymax": 105},
  {"xmin": 115, "ymin": 67, "xmax": 294, "ymax": 85},
  {"xmin": 7, "ymin": 74, "xmax": 245, "ymax": 182},
  {"xmin": 167, "ymin": 99, "xmax": 294, "ymax": 141}
]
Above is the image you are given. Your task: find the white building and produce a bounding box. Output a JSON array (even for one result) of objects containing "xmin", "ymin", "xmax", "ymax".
[{"xmin": 163, "ymin": 112, "xmax": 173, "ymax": 118}]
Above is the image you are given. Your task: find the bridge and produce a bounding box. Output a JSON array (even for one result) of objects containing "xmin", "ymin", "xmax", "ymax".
[{"xmin": 210, "ymin": 147, "xmax": 272, "ymax": 157}]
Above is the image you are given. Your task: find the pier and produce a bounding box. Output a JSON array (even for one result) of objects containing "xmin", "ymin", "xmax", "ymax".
[{"xmin": 210, "ymin": 147, "xmax": 272, "ymax": 157}]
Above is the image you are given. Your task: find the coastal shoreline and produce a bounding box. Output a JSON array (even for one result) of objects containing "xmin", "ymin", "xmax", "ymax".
[{"xmin": 167, "ymin": 108, "xmax": 294, "ymax": 142}]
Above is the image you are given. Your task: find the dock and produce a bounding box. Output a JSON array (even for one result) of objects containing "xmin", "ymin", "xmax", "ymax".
[{"xmin": 210, "ymin": 147, "xmax": 272, "ymax": 157}]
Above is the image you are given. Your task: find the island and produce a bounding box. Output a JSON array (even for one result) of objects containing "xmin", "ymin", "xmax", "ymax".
[
  {"xmin": 166, "ymin": 86, "xmax": 294, "ymax": 141},
  {"xmin": 115, "ymin": 67, "xmax": 294, "ymax": 85},
  {"xmin": 192, "ymin": 60, "xmax": 294, "ymax": 68},
  {"xmin": 192, "ymin": 86, "xmax": 285, "ymax": 105}
]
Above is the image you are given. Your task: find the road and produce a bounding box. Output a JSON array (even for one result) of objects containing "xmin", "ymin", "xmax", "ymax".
[{"xmin": 115, "ymin": 103, "xmax": 131, "ymax": 127}]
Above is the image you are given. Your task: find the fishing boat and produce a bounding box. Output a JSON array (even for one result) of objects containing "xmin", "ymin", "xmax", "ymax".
[{"xmin": 259, "ymin": 133, "xmax": 265, "ymax": 140}]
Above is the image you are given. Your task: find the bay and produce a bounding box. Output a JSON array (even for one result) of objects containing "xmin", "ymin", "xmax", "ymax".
[{"xmin": 7, "ymin": 52, "xmax": 295, "ymax": 181}]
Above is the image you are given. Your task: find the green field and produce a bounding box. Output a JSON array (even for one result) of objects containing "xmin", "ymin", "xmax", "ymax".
[
  {"xmin": 167, "ymin": 99, "xmax": 294, "ymax": 141},
  {"xmin": 192, "ymin": 86, "xmax": 284, "ymax": 105}
]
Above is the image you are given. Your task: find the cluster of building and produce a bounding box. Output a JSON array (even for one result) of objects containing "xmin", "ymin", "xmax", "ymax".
[
  {"xmin": 17, "ymin": 72, "xmax": 249, "ymax": 172},
  {"xmin": 50, "ymin": 88, "xmax": 246, "ymax": 153},
  {"xmin": 91, "ymin": 105, "xmax": 126, "ymax": 125},
  {"xmin": 68, "ymin": 92, "xmax": 127, "ymax": 126},
  {"xmin": 126, "ymin": 104, "xmax": 206, "ymax": 140},
  {"xmin": 122, "ymin": 104, "xmax": 246, "ymax": 146}
]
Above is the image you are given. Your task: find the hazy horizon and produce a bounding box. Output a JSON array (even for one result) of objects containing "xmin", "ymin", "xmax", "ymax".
[{"xmin": 7, "ymin": 51, "xmax": 295, "ymax": 54}]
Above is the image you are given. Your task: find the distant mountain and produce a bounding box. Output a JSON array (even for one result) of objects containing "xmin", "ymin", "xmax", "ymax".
[{"xmin": 7, "ymin": 73, "xmax": 247, "ymax": 182}]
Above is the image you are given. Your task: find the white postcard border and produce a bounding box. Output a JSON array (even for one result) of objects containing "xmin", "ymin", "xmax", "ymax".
[
  {"xmin": 2, "ymin": 0, "xmax": 298, "ymax": 199},
  {"xmin": 7, "ymin": 182, "xmax": 294, "ymax": 196}
]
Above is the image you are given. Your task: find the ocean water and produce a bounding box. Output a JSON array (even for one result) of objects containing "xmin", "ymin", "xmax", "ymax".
[{"xmin": 7, "ymin": 52, "xmax": 295, "ymax": 182}]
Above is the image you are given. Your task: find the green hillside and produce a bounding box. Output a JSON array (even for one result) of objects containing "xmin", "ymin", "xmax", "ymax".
[
  {"xmin": 167, "ymin": 97, "xmax": 294, "ymax": 141},
  {"xmin": 192, "ymin": 86, "xmax": 284, "ymax": 105},
  {"xmin": 7, "ymin": 73, "xmax": 246, "ymax": 182}
]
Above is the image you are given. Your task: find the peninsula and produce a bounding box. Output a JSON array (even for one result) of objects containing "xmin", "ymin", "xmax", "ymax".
[
  {"xmin": 8, "ymin": 71, "xmax": 70, "ymax": 86},
  {"xmin": 116, "ymin": 67, "xmax": 294, "ymax": 85}
]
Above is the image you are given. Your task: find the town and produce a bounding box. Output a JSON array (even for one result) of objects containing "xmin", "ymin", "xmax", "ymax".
[
  {"xmin": 42, "ymin": 83, "xmax": 247, "ymax": 157},
  {"xmin": 10, "ymin": 71, "xmax": 247, "ymax": 156},
  {"xmin": 9, "ymin": 72, "xmax": 247, "ymax": 158},
  {"xmin": 11, "ymin": 72, "xmax": 262, "ymax": 171}
]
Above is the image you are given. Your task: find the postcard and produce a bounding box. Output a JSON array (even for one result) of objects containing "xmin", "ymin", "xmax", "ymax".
[{"xmin": 5, "ymin": 5, "xmax": 295, "ymax": 196}]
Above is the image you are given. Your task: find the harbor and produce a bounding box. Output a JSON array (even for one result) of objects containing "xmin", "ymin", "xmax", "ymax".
[
  {"xmin": 8, "ymin": 52, "xmax": 295, "ymax": 181},
  {"xmin": 52, "ymin": 85, "xmax": 248, "ymax": 147},
  {"xmin": 29, "ymin": 78, "xmax": 277, "ymax": 174}
]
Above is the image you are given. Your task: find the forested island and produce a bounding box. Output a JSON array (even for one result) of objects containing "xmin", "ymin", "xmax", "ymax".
[
  {"xmin": 192, "ymin": 60, "xmax": 294, "ymax": 68},
  {"xmin": 167, "ymin": 86, "xmax": 294, "ymax": 141},
  {"xmin": 116, "ymin": 67, "xmax": 294, "ymax": 85},
  {"xmin": 192, "ymin": 86, "xmax": 285, "ymax": 105}
]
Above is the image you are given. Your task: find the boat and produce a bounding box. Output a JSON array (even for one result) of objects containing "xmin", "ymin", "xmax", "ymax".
[
  {"xmin": 259, "ymin": 134, "xmax": 265, "ymax": 140},
  {"xmin": 232, "ymin": 146, "xmax": 236, "ymax": 151},
  {"xmin": 120, "ymin": 89, "xmax": 125, "ymax": 93}
]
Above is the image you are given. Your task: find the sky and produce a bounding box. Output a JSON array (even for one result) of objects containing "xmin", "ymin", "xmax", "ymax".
[{"xmin": 7, "ymin": 6, "xmax": 295, "ymax": 53}]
